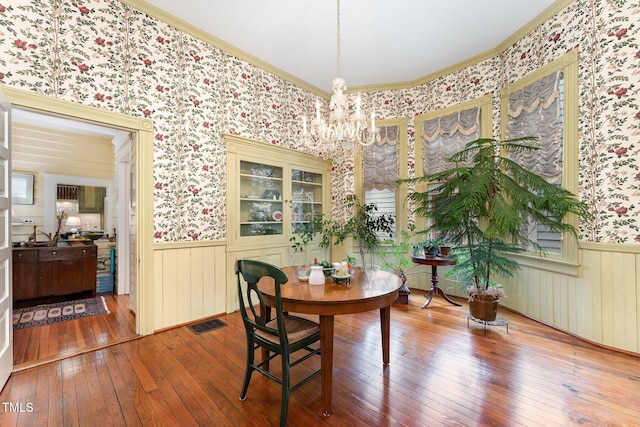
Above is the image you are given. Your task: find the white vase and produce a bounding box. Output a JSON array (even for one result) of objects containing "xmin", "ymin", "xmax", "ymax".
[{"xmin": 308, "ymin": 266, "xmax": 325, "ymax": 285}]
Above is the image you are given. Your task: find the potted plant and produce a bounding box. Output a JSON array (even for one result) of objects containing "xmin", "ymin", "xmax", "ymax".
[
  {"xmin": 289, "ymin": 215, "xmax": 328, "ymax": 279},
  {"xmin": 378, "ymin": 226, "xmax": 422, "ymax": 303},
  {"xmin": 289, "ymin": 217, "xmax": 321, "ymax": 262},
  {"xmin": 399, "ymin": 137, "xmax": 591, "ymax": 321},
  {"xmin": 419, "ymin": 237, "xmax": 443, "ymax": 258},
  {"xmin": 319, "ymin": 194, "xmax": 395, "ymax": 269}
]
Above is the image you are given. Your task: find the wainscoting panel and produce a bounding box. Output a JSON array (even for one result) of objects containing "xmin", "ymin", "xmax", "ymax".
[
  {"xmin": 429, "ymin": 244, "xmax": 639, "ymax": 354},
  {"xmin": 153, "ymin": 242, "xmax": 226, "ymax": 331},
  {"xmin": 225, "ymin": 246, "xmax": 288, "ymax": 314},
  {"xmin": 499, "ymin": 245, "xmax": 640, "ymax": 354},
  {"xmin": 150, "ymin": 241, "xmax": 639, "ymax": 354}
]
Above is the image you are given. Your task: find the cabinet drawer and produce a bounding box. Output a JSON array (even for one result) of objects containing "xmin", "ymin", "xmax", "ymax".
[
  {"xmin": 72, "ymin": 245, "xmax": 97, "ymax": 258},
  {"xmin": 13, "ymin": 250, "xmax": 38, "ymax": 263},
  {"xmin": 38, "ymin": 246, "xmax": 97, "ymax": 261}
]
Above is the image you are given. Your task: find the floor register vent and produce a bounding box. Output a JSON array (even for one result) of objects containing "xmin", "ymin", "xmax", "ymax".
[{"xmin": 187, "ymin": 318, "xmax": 228, "ymax": 335}]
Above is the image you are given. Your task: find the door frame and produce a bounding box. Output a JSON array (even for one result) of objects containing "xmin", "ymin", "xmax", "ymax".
[
  {"xmin": 114, "ymin": 133, "xmax": 132, "ymax": 295},
  {"xmin": 0, "ymin": 85, "xmax": 155, "ymax": 336},
  {"xmin": 0, "ymin": 89, "xmax": 13, "ymax": 389}
]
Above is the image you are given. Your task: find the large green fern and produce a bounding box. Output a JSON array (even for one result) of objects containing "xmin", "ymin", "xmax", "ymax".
[{"xmin": 400, "ymin": 137, "xmax": 591, "ymax": 295}]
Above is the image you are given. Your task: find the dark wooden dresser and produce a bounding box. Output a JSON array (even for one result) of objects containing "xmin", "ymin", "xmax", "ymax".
[{"xmin": 13, "ymin": 244, "xmax": 97, "ymax": 303}]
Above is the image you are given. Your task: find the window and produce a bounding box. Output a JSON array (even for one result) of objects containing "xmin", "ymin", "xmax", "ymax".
[
  {"xmin": 414, "ymin": 95, "xmax": 493, "ymax": 236},
  {"xmin": 355, "ymin": 118, "xmax": 408, "ymax": 238},
  {"xmin": 501, "ymin": 50, "xmax": 579, "ymax": 266},
  {"xmin": 364, "ymin": 188, "xmax": 396, "ymax": 238},
  {"xmin": 507, "ymin": 70, "xmax": 564, "ymax": 253}
]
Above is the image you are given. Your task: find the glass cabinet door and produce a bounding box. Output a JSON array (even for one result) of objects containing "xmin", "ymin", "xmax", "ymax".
[
  {"xmin": 290, "ymin": 169, "xmax": 323, "ymax": 235},
  {"xmin": 239, "ymin": 161, "xmax": 283, "ymax": 237}
]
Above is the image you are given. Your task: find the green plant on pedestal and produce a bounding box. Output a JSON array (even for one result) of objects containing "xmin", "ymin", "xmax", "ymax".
[
  {"xmin": 419, "ymin": 236, "xmax": 444, "ymax": 258},
  {"xmin": 399, "ymin": 137, "xmax": 592, "ymax": 320}
]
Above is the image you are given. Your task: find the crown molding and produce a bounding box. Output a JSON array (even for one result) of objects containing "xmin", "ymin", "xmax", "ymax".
[
  {"xmin": 119, "ymin": 0, "xmax": 330, "ymax": 98},
  {"xmin": 343, "ymin": 0, "xmax": 573, "ymax": 94},
  {"xmin": 120, "ymin": 0, "xmax": 572, "ymax": 96},
  {"xmin": 344, "ymin": 47, "xmax": 500, "ymax": 94},
  {"xmin": 495, "ymin": 0, "xmax": 574, "ymax": 53},
  {"xmin": 352, "ymin": 0, "xmax": 573, "ymax": 93}
]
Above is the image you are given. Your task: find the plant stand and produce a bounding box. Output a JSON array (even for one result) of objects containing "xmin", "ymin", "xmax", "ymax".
[
  {"xmin": 467, "ymin": 314, "xmax": 509, "ymax": 336},
  {"xmin": 410, "ymin": 256, "xmax": 460, "ymax": 308}
]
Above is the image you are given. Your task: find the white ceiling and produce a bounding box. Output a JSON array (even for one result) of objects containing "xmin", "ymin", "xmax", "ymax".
[{"xmin": 145, "ymin": 0, "xmax": 558, "ymax": 92}]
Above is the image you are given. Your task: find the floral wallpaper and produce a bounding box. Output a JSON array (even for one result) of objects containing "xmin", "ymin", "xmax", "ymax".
[{"xmin": 0, "ymin": 0, "xmax": 638, "ymax": 243}]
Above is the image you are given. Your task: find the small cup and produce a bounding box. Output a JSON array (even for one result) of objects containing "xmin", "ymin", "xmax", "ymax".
[{"xmin": 298, "ymin": 265, "xmax": 309, "ymax": 280}]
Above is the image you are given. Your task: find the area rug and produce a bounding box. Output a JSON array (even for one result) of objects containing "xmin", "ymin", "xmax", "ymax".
[{"xmin": 12, "ymin": 296, "xmax": 110, "ymax": 330}]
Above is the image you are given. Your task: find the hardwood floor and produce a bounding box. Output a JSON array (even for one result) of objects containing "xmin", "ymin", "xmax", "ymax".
[
  {"xmin": 12, "ymin": 293, "xmax": 138, "ymax": 372},
  {"xmin": 1, "ymin": 291, "xmax": 639, "ymax": 426}
]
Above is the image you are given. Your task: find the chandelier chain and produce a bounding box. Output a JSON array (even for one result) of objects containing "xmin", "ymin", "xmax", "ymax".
[{"xmin": 337, "ymin": 0, "xmax": 341, "ymax": 77}]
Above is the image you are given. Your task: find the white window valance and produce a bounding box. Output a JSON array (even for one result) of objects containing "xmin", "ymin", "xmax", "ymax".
[
  {"xmin": 507, "ymin": 71, "xmax": 563, "ymax": 184},
  {"xmin": 363, "ymin": 125, "xmax": 400, "ymax": 191},
  {"xmin": 422, "ymin": 107, "xmax": 480, "ymax": 175}
]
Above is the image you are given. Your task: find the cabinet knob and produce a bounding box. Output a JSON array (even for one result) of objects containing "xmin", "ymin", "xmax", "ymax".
[
  {"xmin": 82, "ymin": 249, "xmax": 87, "ymax": 255},
  {"xmin": 52, "ymin": 251, "xmax": 57, "ymax": 256},
  {"xmin": 17, "ymin": 253, "xmax": 22, "ymax": 259}
]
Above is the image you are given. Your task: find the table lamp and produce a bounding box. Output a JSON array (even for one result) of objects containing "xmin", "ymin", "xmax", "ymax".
[{"xmin": 66, "ymin": 216, "xmax": 81, "ymax": 233}]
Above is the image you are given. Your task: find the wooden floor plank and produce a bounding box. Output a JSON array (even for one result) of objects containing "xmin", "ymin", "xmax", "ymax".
[
  {"xmin": 132, "ymin": 336, "xmax": 200, "ymax": 427},
  {"xmin": 59, "ymin": 358, "xmax": 79, "ymax": 426},
  {"xmin": 91, "ymin": 349, "xmax": 138, "ymax": 426},
  {"xmin": 80, "ymin": 352, "xmax": 108, "ymax": 426},
  {"xmin": 104, "ymin": 344, "xmax": 151, "ymax": 426},
  {"xmin": 1, "ymin": 292, "xmax": 639, "ymax": 426},
  {"xmin": 142, "ymin": 331, "xmax": 231, "ymax": 426},
  {"xmin": 12, "ymin": 293, "xmax": 138, "ymax": 371},
  {"xmin": 71, "ymin": 356, "xmax": 95, "ymax": 425}
]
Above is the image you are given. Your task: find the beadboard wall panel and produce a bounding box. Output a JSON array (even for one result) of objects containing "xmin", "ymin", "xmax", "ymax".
[
  {"xmin": 153, "ymin": 242, "xmax": 226, "ymax": 330},
  {"xmin": 151, "ymin": 241, "xmax": 640, "ymax": 354},
  {"xmin": 509, "ymin": 247, "xmax": 637, "ymax": 353},
  {"xmin": 435, "ymin": 245, "xmax": 639, "ymax": 354},
  {"xmin": 12, "ymin": 124, "xmax": 114, "ymax": 178},
  {"xmin": 225, "ymin": 246, "xmax": 288, "ymax": 313}
]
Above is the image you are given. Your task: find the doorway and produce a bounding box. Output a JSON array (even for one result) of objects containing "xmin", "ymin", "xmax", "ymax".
[
  {"xmin": 2, "ymin": 85, "xmax": 155, "ymax": 370},
  {"xmin": 10, "ymin": 111, "xmax": 137, "ymax": 369}
]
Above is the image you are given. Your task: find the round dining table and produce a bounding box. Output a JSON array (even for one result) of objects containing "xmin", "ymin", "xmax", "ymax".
[{"xmin": 258, "ymin": 266, "xmax": 402, "ymax": 417}]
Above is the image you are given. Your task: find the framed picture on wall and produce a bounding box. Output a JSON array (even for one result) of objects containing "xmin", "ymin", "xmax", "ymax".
[{"xmin": 12, "ymin": 173, "xmax": 34, "ymax": 205}]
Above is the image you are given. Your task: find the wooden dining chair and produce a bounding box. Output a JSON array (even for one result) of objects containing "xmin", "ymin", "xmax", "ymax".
[{"xmin": 235, "ymin": 259, "xmax": 321, "ymax": 427}]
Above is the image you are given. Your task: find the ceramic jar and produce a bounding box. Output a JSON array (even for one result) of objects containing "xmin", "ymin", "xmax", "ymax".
[{"xmin": 308, "ymin": 266, "xmax": 325, "ymax": 285}]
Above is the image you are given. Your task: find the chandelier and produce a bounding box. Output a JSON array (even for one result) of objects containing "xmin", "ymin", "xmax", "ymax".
[{"xmin": 302, "ymin": 0, "xmax": 379, "ymax": 156}]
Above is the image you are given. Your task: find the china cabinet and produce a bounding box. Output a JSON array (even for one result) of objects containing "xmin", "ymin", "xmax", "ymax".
[
  {"xmin": 225, "ymin": 134, "xmax": 331, "ymax": 278},
  {"xmin": 238, "ymin": 160, "xmax": 284, "ymax": 238}
]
